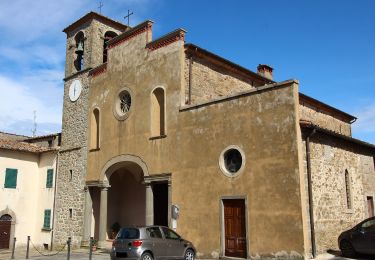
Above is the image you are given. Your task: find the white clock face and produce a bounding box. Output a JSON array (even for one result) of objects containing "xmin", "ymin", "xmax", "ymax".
[{"xmin": 69, "ymin": 80, "xmax": 82, "ymax": 102}]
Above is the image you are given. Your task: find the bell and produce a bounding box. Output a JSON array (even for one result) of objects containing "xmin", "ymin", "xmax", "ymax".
[{"xmin": 75, "ymin": 41, "xmax": 84, "ymax": 55}]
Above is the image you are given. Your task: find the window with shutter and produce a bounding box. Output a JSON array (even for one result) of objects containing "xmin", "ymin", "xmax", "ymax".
[
  {"xmin": 46, "ymin": 169, "xmax": 53, "ymax": 188},
  {"xmin": 43, "ymin": 209, "xmax": 51, "ymax": 229},
  {"xmin": 4, "ymin": 168, "xmax": 17, "ymax": 188}
]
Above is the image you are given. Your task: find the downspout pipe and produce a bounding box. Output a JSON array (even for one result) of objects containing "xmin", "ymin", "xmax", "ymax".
[{"xmin": 306, "ymin": 128, "xmax": 317, "ymax": 258}]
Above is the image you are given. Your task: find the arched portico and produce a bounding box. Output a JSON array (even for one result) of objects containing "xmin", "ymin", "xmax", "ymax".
[{"xmin": 83, "ymin": 154, "xmax": 165, "ymax": 248}]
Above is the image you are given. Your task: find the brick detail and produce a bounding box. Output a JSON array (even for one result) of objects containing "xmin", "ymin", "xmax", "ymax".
[
  {"xmin": 108, "ymin": 21, "xmax": 153, "ymax": 49},
  {"xmin": 146, "ymin": 29, "xmax": 185, "ymax": 51},
  {"xmin": 89, "ymin": 63, "xmax": 107, "ymax": 78}
]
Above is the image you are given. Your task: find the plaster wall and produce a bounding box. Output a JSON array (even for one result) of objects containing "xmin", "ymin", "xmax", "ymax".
[
  {"xmin": 87, "ymin": 28, "xmax": 306, "ymax": 257},
  {"xmin": 301, "ymin": 134, "xmax": 374, "ymax": 254},
  {"xmin": 299, "ymin": 104, "xmax": 351, "ymax": 136},
  {"xmin": 0, "ymin": 150, "xmax": 56, "ymax": 248}
]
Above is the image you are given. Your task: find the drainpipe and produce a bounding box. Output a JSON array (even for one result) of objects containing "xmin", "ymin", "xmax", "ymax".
[
  {"xmin": 306, "ymin": 128, "xmax": 316, "ymax": 258},
  {"xmin": 50, "ymin": 151, "xmax": 59, "ymax": 250}
]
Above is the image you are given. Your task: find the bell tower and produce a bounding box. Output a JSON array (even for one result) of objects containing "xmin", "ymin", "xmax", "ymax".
[
  {"xmin": 63, "ymin": 12, "xmax": 128, "ymax": 77},
  {"xmin": 54, "ymin": 12, "xmax": 128, "ymax": 248}
]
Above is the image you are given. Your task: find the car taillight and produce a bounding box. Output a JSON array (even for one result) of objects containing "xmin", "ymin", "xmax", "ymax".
[{"xmin": 132, "ymin": 240, "xmax": 143, "ymax": 247}]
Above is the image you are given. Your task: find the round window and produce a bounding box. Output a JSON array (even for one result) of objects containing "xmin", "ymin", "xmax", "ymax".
[
  {"xmin": 114, "ymin": 88, "xmax": 132, "ymax": 120},
  {"xmin": 219, "ymin": 145, "xmax": 245, "ymax": 177}
]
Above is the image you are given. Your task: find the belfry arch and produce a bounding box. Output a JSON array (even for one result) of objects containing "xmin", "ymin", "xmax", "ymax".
[{"xmin": 83, "ymin": 155, "xmax": 170, "ymax": 248}]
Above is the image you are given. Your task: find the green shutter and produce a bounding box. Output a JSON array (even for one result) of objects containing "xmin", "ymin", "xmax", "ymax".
[
  {"xmin": 43, "ymin": 209, "xmax": 51, "ymax": 229},
  {"xmin": 46, "ymin": 169, "xmax": 53, "ymax": 188},
  {"xmin": 4, "ymin": 168, "xmax": 17, "ymax": 188}
]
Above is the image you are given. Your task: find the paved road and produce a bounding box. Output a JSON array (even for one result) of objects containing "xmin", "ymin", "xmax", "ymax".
[
  {"xmin": 1, "ymin": 249, "xmax": 373, "ymax": 260},
  {"xmin": 0, "ymin": 249, "xmax": 110, "ymax": 260}
]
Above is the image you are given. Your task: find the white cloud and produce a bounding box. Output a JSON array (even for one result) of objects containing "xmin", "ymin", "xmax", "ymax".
[
  {"xmin": 0, "ymin": 74, "xmax": 63, "ymax": 134},
  {"xmin": 353, "ymin": 103, "xmax": 375, "ymax": 133},
  {"xmin": 0, "ymin": 0, "xmax": 159, "ymax": 136}
]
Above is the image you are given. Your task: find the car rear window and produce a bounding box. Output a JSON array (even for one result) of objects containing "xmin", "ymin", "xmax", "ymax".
[{"xmin": 117, "ymin": 228, "xmax": 140, "ymax": 239}]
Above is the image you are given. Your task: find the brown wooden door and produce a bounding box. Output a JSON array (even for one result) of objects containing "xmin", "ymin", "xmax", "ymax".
[
  {"xmin": 367, "ymin": 197, "xmax": 374, "ymax": 217},
  {"xmin": 0, "ymin": 220, "xmax": 11, "ymax": 249},
  {"xmin": 223, "ymin": 199, "xmax": 246, "ymax": 258}
]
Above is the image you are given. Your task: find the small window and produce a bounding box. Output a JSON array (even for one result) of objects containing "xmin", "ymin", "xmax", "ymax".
[
  {"xmin": 219, "ymin": 146, "xmax": 246, "ymax": 178},
  {"xmin": 4, "ymin": 168, "xmax": 17, "ymax": 188},
  {"xmin": 69, "ymin": 170, "xmax": 73, "ymax": 181},
  {"xmin": 46, "ymin": 169, "xmax": 53, "ymax": 188},
  {"xmin": 69, "ymin": 208, "xmax": 73, "ymax": 218},
  {"xmin": 43, "ymin": 210, "xmax": 51, "ymax": 229},
  {"xmin": 345, "ymin": 170, "xmax": 352, "ymax": 209},
  {"xmin": 114, "ymin": 88, "xmax": 132, "ymax": 120},
  {"xmin": 146, "ymin": 227, "xmax": 163, "ymax": 238}
]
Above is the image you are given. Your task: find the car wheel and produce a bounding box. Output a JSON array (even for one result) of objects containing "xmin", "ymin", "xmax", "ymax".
[
  {"xmin": 184, "ymin": 249, "xmax": 195, "ymax": 260},
  {"xmin": 141, "ymin": 252, "xmax": 153, "ymax": 260},
  {"xmin": 340, "ymin": 240, "xmax": 356, "ymax": 258}
]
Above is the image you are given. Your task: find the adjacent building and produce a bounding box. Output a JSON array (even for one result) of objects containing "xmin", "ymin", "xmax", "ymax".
[
  {"xmin": 0, "ymin": 132, "xmax": 60, "ymax": 250},
  {"xmin": 51, "ymin": 12, "xmax": 375, "ymax": 259}
]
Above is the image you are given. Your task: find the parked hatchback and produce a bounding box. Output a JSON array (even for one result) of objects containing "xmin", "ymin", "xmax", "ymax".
[
  {"xmin": 111, "ymin": 226, "xmax": 196, "ymax": 260},
  {"xmin": 338, "ymin": 216, "xmax": 375, "ymax": 257}
]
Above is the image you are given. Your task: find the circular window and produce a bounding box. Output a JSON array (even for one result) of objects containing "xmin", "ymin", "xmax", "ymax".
[
  {"xmin": 114, "ymin": 88, "xmax": 132, "ymax": 120},
  {"xmin": 219, "ymin": 145, "xmax": 245, "ymax": 177}
]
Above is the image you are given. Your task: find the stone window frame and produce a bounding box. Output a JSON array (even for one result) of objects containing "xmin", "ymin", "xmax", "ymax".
[
  {"xmin": 113, "ymin": 87, "xmax": 133, "ymax": 121},
  {"xmin": 219, "ymin": 145, "xmax": 246, "ymax": 178}
]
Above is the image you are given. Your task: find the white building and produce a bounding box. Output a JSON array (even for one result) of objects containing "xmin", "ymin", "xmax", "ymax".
[{"xmin": 0, "ymin": 132, "xmax": 60, "ymax": 250}]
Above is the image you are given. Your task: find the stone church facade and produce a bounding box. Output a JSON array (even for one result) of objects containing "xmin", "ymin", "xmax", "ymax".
[{"xmin": 53, "ymin": 12, "xmax": 375, "ymax": 259}]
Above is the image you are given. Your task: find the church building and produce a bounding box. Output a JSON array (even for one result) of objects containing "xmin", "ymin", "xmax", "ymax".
[{"xmin": 53, "ymin": 12, "xmax": 375, "ymax": 259}]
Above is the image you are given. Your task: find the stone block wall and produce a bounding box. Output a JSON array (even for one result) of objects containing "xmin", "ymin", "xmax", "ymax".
[
  {"xmin": 299, "ymin": 104, "xmax": 351, "ymax": 136},
  {"xmin": 53, "ymin": 73, "xmax": 90, "ymax": 247},
  {"xmin": 301, "ymin": 132, "xmax": 374, "ymax": 254},
  {"xmin": 184, "ymin": 56, "xmax": 256, "ymax": 104}
]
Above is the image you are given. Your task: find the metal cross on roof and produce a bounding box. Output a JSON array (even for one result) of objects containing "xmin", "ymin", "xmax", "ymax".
[
  {"xmin": 124, "ymin": 9, "xmax": 133, "ymax": 26},
  {"xmin": 98, "ymin": 1, "xmax": 103, "ymax": 14}
]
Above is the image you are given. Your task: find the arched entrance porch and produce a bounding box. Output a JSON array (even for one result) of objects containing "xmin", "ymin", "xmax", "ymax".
[{"xmin": 82, "ymin": 155, "xmax": 171, "ymax": 248}]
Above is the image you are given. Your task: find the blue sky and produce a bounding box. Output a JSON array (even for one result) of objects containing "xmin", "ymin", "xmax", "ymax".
[{"xmin": 0, "ymin": 0, "xmax": 374, "ymax": 143}]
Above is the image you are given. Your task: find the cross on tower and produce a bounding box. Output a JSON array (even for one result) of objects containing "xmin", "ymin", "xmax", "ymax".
[
  {"xmin": 98, "ymin": 1, "xmax": 103, "ymax": 14},
  {"xmin": 124, "ymin": 10, "xmax": 133, "ymax": 26}
]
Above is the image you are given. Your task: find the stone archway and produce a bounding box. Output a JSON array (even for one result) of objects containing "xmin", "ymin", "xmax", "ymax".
[
  {"xmin": 95, "ymin": 155, "xmax": 153, "ymax": 247},
  {"xmin": 0, "ymin": 208, "xmax": 16, "ymax": 249}
]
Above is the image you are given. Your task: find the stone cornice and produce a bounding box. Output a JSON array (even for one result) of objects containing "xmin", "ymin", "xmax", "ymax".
[
  {"xmin": 146, "ymin": 29, "xmax": 186, "ymax": 51},
  {"xmin": 89, "ymin": 63, "xmax": 107, "ymax": 78},
  {"xmin": 107, "ymin": 20, "xmax": 153, "ymax": 49},
  {"xmin": 63, "ymin": 68, "xmax": 92, "ymax": 82}
]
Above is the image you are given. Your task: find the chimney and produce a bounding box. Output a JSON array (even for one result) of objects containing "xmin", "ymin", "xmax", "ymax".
[{"xmin": 257, "ymin": 64, "xmax": 273, "ymax": 80}]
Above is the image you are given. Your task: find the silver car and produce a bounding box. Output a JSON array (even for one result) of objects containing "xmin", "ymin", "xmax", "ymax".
[{"xmin": 110, "ymin": 226, "xmax": 196, "ymax": 260}]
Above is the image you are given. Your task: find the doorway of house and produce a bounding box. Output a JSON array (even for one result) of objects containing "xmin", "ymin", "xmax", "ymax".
[
  {"xmin": 0, "ymin": 214, "xmax": 12, "ymax": 249},
  {"xmin": 223, "ymin": 199, "xmax": 247, "ymax": 258},
  {"xmin": 153, "ymin": 182, "xmax": 168, "ymax": 226}
]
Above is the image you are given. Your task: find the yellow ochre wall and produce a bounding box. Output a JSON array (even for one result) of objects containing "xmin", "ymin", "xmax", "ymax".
[{"xmin": 86, "ymin": 28, "xmax": 305, "ymax": 258}]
